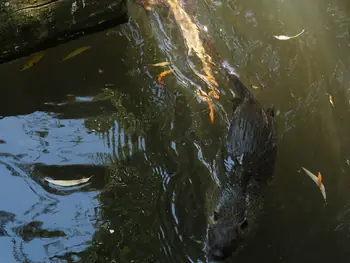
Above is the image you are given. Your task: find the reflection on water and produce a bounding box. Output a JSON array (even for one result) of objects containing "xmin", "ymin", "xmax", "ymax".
[
  {"xmin": 1, "ymin": 0, "xmax": 350, "ymax": 262},
  {"xmin": 0, "ymin": 113, "xmax": 106, "ymax": 262}
]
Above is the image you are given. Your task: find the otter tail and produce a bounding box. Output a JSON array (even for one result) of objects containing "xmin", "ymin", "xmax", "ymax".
[{"xmin": 202, "ymin": 37, "xmax": 253, "ymax": 100}]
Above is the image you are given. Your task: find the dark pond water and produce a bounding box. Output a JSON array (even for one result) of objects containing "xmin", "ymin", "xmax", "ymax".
[{"xmin": 1, "ymin": 0, "xmax": 350, "ymax": 262}]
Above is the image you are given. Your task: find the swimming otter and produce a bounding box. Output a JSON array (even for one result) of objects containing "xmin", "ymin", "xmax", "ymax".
[{"xmin": 205, "ymin": 63, "xmax": 277, "ymax": 262}]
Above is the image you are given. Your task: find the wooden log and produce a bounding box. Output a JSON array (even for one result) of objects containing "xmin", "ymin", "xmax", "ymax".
[{"xmin": 0, "ymin": 0, "xmax": 128, "ymax": 64}]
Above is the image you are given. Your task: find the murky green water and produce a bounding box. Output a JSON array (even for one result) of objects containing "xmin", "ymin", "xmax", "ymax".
[{"xmin": 1, "ymin": 0, "xmax": 350, "ymax": 262}]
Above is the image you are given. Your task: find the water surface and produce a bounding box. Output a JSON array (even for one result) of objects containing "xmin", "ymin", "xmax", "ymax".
[{"xmin": 1, "ymin": 0, "xmax": 350, "ymax": 262}]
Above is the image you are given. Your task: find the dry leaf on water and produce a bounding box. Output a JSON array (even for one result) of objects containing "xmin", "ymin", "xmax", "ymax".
[
  {"xmin": 317, "ymin": 172, "xmax": 322, "ymax": 187},
  {"xmin": 151, "ymin": 61, "xmax": 170, "ymax": 67},
  {"xmin": 44, "ymin": 176, "xmax": 93, "ymax": 187},
  {"xmin": 274, "ymin": 29, "xmax": 305, "ymax": 40},
  {"xmin": 20, "ymin": 51, "xmax": 45, "ymax": 71},
  {"xmin": 206, "ymin": 98, "xmax": 215, "ymax": 124},
  {"xmin": 196, "ymin": 89, "xmax": 215, "ymax": 124},
  {"xmin": 325, "ymin": 93, "xmax": 335, "ymax": 107},
  {"xmin": 301, "ymin": 167, "xmax": 327, "ymax": 203},
  {"xmin": 157, "ymin": 69, "xmax": 174, "ymax": 87},
  {"xmin": 62, "ymin": 46, "xmax": 92, "ymax": 62}
]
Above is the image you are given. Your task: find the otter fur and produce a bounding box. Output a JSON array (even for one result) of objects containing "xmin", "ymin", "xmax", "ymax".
[{"xmin": 205, "ymin": 64, "xmax": 277, "ymax": 262}]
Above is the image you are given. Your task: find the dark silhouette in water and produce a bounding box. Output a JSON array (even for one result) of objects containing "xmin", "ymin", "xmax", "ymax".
[{"xmin": 205, "ymin": 63, "xmax": 277, "ymax": 262}]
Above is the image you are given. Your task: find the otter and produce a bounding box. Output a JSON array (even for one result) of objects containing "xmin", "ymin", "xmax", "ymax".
[{"xmin": 205, "ymin": 63, "xmax": 277, "ymax": 262}]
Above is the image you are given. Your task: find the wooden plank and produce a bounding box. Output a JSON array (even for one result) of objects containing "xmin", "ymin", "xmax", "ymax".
[{"xmin": 0, "ymin": 0, "xmax": 128, "ymax": 64}]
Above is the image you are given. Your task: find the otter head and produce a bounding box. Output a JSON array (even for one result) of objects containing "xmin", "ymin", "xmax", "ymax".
[{"xmin": 206, "ymin": 211, "xmax": 248, "ymax": 262}]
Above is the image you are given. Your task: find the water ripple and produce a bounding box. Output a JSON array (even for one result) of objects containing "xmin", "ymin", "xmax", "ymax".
[{"xmin": 0, "ymin": 154, "xmax": 101, "ymax": 262}]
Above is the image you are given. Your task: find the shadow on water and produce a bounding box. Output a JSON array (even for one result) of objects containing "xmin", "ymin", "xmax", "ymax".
[{"xmin": 1, "ymin": 0, "xmax": 350, "ymax": 262}]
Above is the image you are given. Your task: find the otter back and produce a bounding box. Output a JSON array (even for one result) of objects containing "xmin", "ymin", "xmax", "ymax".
[
  {"xmin": 219, "ymin": 68, "xmax": 277, "ymax": 186},
  {"xmin": 205, "ymin": 65, "xmax": 277, "ymax": 262}
]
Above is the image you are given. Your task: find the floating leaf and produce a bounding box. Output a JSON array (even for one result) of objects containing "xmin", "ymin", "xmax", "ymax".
[
  {"xmin": 62, "ymin": 46, "xmax": 91, "ymax": 62},
  {"xmin": 20, "ymin": 51, "xmax": 45, "ymax": 71},
  {"xmin": 317, "ymin": 172, "xmax": 322, "ymax": 187},
  {"xmin": 251, "ymin": 85, "xmax": 259, "ymax": 89},
  {"xmin": 157, "ymin": 69, "xmax": 174, "ymax": 87},
  {"xmin": 274, "ymin": 29, "xmax": 305, "ymax": 40},
  {"xmin": 151, "ymin": 61, "xmax": 170, "ymax": 67},
  {"xmin": 44, "ymin": 176, "xmax": 93, "ymax": 187},
  {"xmin": 207, "ymin": 99, "xmax": 215, "ymax": 124},
  {"xmin": 301, "ymin": 167, "xmax": 327, "ymax": 203},
  {"xmin": 196, "ymin": 89, "xmax": 216, "ymax": 124},
  {"xmin": 142, "ymin": 0, "xmax": 220, "ymax": 98},
  {"xmin": 325, "ymin": 93, "xmax": 335, "ymax": 107}
]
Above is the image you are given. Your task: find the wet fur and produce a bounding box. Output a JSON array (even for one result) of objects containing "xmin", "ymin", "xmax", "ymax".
[{"xmin": 205, "ymin": 66, "xmax": 277, "ymax": 262}]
